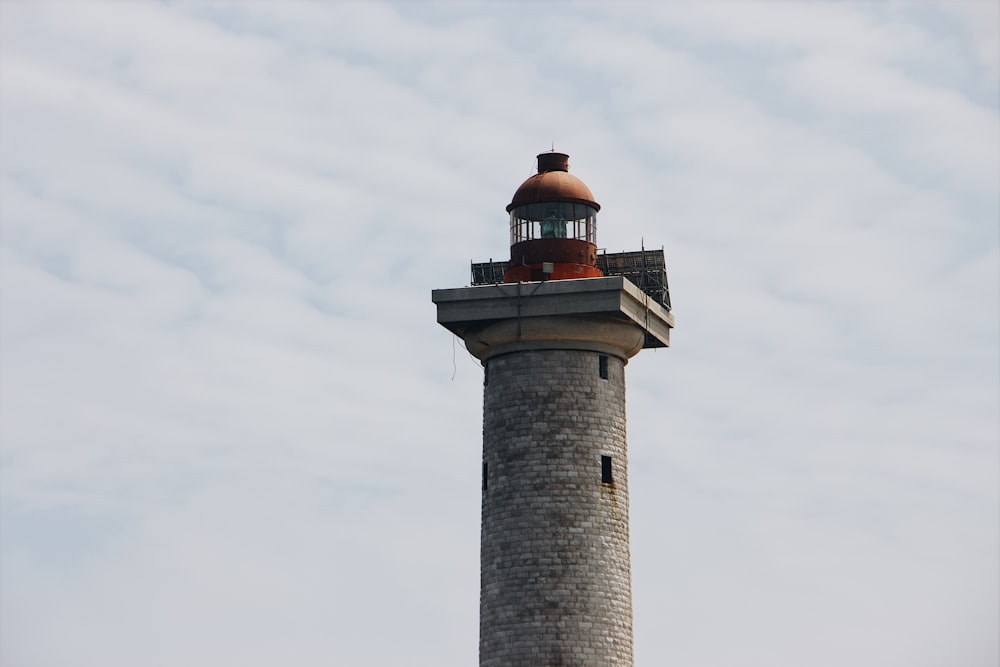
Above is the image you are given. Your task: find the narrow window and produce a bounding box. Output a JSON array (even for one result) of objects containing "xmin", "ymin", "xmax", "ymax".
[
  {"xmin": 482, "ymin": 462, "xmax": 488, "ymax": 491},
  {"xmin": 601, "ymin": 455, "xmax": 613, "ymax": 484},
  {"xmin": 599, "ymin": 354, "xmax": 609, "ymax": 379}
]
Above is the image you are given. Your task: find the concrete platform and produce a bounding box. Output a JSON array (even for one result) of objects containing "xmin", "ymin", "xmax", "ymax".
[{"xmin": 432, "ymin": 276, "xmax": 673, "ymax": 357}]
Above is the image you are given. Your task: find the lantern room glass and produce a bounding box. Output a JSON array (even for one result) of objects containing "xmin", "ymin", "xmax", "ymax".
[{"xmin": 510, "ymin": 202, "xmax": 597, "ymax": 245}]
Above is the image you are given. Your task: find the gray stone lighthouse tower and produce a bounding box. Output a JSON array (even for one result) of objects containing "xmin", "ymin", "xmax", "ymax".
[{"xmin": 432, "ymin": 152, "xmax": 673, "ymax": 667}]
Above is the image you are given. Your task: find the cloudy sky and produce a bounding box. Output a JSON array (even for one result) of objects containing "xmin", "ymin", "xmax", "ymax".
[{"xmin": 1, "ymin": 1, "xmax": 997, "ymax": 665}]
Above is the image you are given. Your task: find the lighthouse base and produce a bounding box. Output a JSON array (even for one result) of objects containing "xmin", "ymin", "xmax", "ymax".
[{"xmin": 480, "ymin": 348, "xmax": 633, "ymax": 667}]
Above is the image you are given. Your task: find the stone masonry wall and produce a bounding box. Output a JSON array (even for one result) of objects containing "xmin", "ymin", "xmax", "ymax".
[{"xmin": 480, "ymin": 349, "xmax": 632, "ymax": 667}]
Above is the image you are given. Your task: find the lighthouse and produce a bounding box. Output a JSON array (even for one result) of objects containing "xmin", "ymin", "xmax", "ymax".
[{"xmin": 432, "ymin": 152, "xmax": 673, "ymax": 666}]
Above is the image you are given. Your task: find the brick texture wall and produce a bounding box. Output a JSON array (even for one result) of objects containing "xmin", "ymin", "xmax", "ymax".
[{"xmin": 480, "ymin": 349, "xmax": 633, "ymax": 667}]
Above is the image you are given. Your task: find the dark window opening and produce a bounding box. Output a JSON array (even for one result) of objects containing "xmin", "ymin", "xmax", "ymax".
[
  {"xmin": 601, "ymin": 455, "xmax": 613, "ymax": 484},
  {"xmin": 599, "ymin": 354, "xmax": 609, "ymax": 379},
  {"xmin": 482, "ymin": 462, "xmax": 488, "ymax": 491}
]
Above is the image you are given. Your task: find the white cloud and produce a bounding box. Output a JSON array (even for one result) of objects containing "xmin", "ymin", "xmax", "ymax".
[{"xmin": 1, "ymin": 2, "xmax": 996, "ymax": 666}]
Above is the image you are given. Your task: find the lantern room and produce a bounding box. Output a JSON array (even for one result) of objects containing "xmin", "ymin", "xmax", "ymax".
[{"xmin": 503, "ymin": 152, "xmax": 604, "ymax": 283}]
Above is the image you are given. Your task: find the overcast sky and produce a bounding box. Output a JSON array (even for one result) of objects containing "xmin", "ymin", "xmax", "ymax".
[{"xmin": 1, "ymin": 2, "xmax": 997, "ymax": 666}]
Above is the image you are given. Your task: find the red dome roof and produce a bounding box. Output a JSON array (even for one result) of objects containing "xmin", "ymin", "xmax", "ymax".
[{"xmin": 506, "ymin": 152, "xmax": 601, "ymax": 212}]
